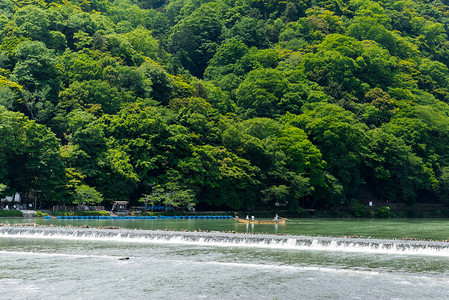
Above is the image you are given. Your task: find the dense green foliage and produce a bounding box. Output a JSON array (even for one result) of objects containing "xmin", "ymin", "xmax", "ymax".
[
  {"xmin": 34, "ymin": 211, "xmax": 49, "ymax": 217},
  {"xmin": 2, "ymin": 0, "xmax": 449, "ymax": 212},
  {"xmin": 0, "ymin": 210, "xmax": 23, "ymax": 217}
]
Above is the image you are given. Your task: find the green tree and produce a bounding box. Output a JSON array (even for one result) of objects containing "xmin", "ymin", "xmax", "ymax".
[
  {"xmin": 204, "ymin": 38, "xmax": 249, "ymax": 82},
  {"xmin": 262, "ymin": 185, "xmax": 289, "ymax": 205},
  {"xmin": 284, "ymin": 104, "xmax": 369, "ymax": 199},
  {"xmin": 227, "ymin": 17, "xmax": 270, "ymax": 48},
  {"xmin": 364, "ymin": 128, "xmax": 437, "ymax": 203},
  {"xmin": 100, "ymin": 102, "xmax": 177, "ymax": 197},
  {"xmin": 60, "ymin": 51, "xmax": 103, "ymax": 83},
  {"xmin": 0, "ymin": 106, "xmax": 66, "ymax": 204},
  {"xmin": 139, "ymin": 185, "xmax": 165, "ymax": 212},
  {"xmin": 58, "ymin": 80, "xmax": 131, "ymax": 116},
  {"xmin": 169, "ymin": 3, "xmax": 223, "ymax": 77},
  {"xmin": 174, "ymin": 97, "xmax": 222, "ymax": 144},
  {"xmin": 0, "ymin": 183, "xmax": 6, "ymax": 194},
  {"xmin": 236, "ymin": 68, "xmax": 288, "ymax": 118},
  {"xmin": 124, "ymin": 27, "xmax": 159, "ymax": 60},
  {"xmin": 12, "ymin": 41, "xmax": 61, "ymax": 118},
  {"xmin": 177, "ymin": 145, "xmax": 260, "ymax": 209},
  {"xmin": 73, "ymin": 184, "xmax": 103, "ymax": 205},
  {"xmin": 163, "ymin": 181, "xmax": 196, "ymax": 211},
  {"xmin": 138, "ymin": 62, "xmax": 172, "ymax": 105},
  {"xmin": 13, "ymin": 5, "xmax": 50, "ymax": 44},
  {"xmin": 277, "ymin": 125, "xmax": 325, "ymax": 187}
]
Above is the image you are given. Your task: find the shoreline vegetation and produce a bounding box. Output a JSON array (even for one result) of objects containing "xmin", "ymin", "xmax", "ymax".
[{"xmin": 2, "ymin": 203, "xmax": 449, "ymax": 219}]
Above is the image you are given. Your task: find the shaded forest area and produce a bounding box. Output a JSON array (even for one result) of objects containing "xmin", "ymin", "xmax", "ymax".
[{"xmin": 2, "ymin": 0, "xmax": 449, "ymax": 215}]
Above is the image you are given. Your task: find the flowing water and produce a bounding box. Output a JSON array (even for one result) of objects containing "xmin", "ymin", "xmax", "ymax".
[{"xmin": 1, "ymin": 218, "xmax": 449, "ymax": 299}]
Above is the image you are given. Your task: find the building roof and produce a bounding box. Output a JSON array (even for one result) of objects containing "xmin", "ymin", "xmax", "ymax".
[{"xmin": 113, "ymin": 201, "xmax": 129, "ymax": 204}]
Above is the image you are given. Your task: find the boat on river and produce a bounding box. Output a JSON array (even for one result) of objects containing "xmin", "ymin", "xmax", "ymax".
[{"xmin": 233, "ymin": 217, "xmax": 287, "ymax": 224}]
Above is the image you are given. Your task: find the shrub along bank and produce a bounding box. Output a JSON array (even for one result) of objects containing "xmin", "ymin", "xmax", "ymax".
[{"xmin": 0, "ymin": 210, "xmax": 23, "ymax": 217}]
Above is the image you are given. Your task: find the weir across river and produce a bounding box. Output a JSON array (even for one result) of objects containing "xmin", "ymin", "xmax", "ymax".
[{"xmin": 1, "ymin": 226, "xmax": 449, "ymax": 256}]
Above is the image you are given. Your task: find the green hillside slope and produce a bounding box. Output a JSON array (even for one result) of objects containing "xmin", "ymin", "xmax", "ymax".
[{"xmin": 1, "ymin": 0, "xmax": 449, "ymax": 214}]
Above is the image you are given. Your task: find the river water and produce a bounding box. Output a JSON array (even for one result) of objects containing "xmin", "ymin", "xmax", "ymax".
[{"xmin": 1, "ymin": 218, "xmax": 449, "ymax": 299}]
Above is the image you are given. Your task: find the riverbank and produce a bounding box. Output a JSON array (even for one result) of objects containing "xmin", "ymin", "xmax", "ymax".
[{"xmin": 3, "ymin": 201, "xmax": 449, "ymax": 219}]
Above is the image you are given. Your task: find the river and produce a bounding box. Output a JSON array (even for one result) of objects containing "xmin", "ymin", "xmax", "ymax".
[{"xmin": 0, "ymin": 218, "xmax": 448, "ymax": 299}]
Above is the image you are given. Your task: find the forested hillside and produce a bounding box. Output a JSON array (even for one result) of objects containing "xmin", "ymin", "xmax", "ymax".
[{"xmin": 1, "ymin": 0, "xmax": 449, "ymax": 213}]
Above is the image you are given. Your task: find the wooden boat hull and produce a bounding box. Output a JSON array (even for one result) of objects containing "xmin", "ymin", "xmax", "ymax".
[{"xmin": 233, "ymin": 218, "xmax": 287, "ymax": 224}]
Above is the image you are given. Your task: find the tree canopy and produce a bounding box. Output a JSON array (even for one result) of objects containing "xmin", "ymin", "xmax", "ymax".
[{"xmin": 2, "ymin": 0, "xmax": 449, "ymax": 212}]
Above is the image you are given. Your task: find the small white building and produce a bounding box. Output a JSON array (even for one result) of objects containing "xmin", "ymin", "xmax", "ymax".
[{"xmin": 1, "ymin": 193, "xmax": 21, "ymax": 209}]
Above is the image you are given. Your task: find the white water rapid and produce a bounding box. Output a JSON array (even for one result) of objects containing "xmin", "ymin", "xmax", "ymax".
[{"xmin": 1, "ymin": 226, "xmax": 448, "ymax": 256}]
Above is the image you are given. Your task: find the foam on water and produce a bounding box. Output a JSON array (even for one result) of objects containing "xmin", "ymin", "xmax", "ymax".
[
  {"xmin": 180, "ymin": 260, "xmax": 383, "ymax": 275},
  {"xmin": 0, "ymin": 250, "xmax": 120, "ymax": 259},
  {"xmin": 1, "ymin": 226, "xmax": 448, "ymax": 256}
]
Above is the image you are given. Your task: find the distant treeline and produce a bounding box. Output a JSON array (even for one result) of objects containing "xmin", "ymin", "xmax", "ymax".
[{"xmin": 1, "ymin": 0, "xmax": 449, "ymax": 213}]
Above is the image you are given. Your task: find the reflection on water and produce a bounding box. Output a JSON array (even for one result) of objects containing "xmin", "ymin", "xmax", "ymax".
[
  {"xmin": 4, "ymin": 217, "xmax": 449, "ymax": 240},
  {"xmin": 244, "ymin": 223, "xmax": 279, "ymax": 234}
]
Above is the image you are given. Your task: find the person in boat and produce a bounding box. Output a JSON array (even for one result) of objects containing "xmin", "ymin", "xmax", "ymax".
[
  {"xmin": 251, "ymin": 215, "xmax": 254, "ymax": 221},
  {"xmin": 274, "ymin": 214, "xmax": 278, "ymax": 221},
  {"xmin": 246, "ymin": 215, "xmax": 249, "ymax": 221}
]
